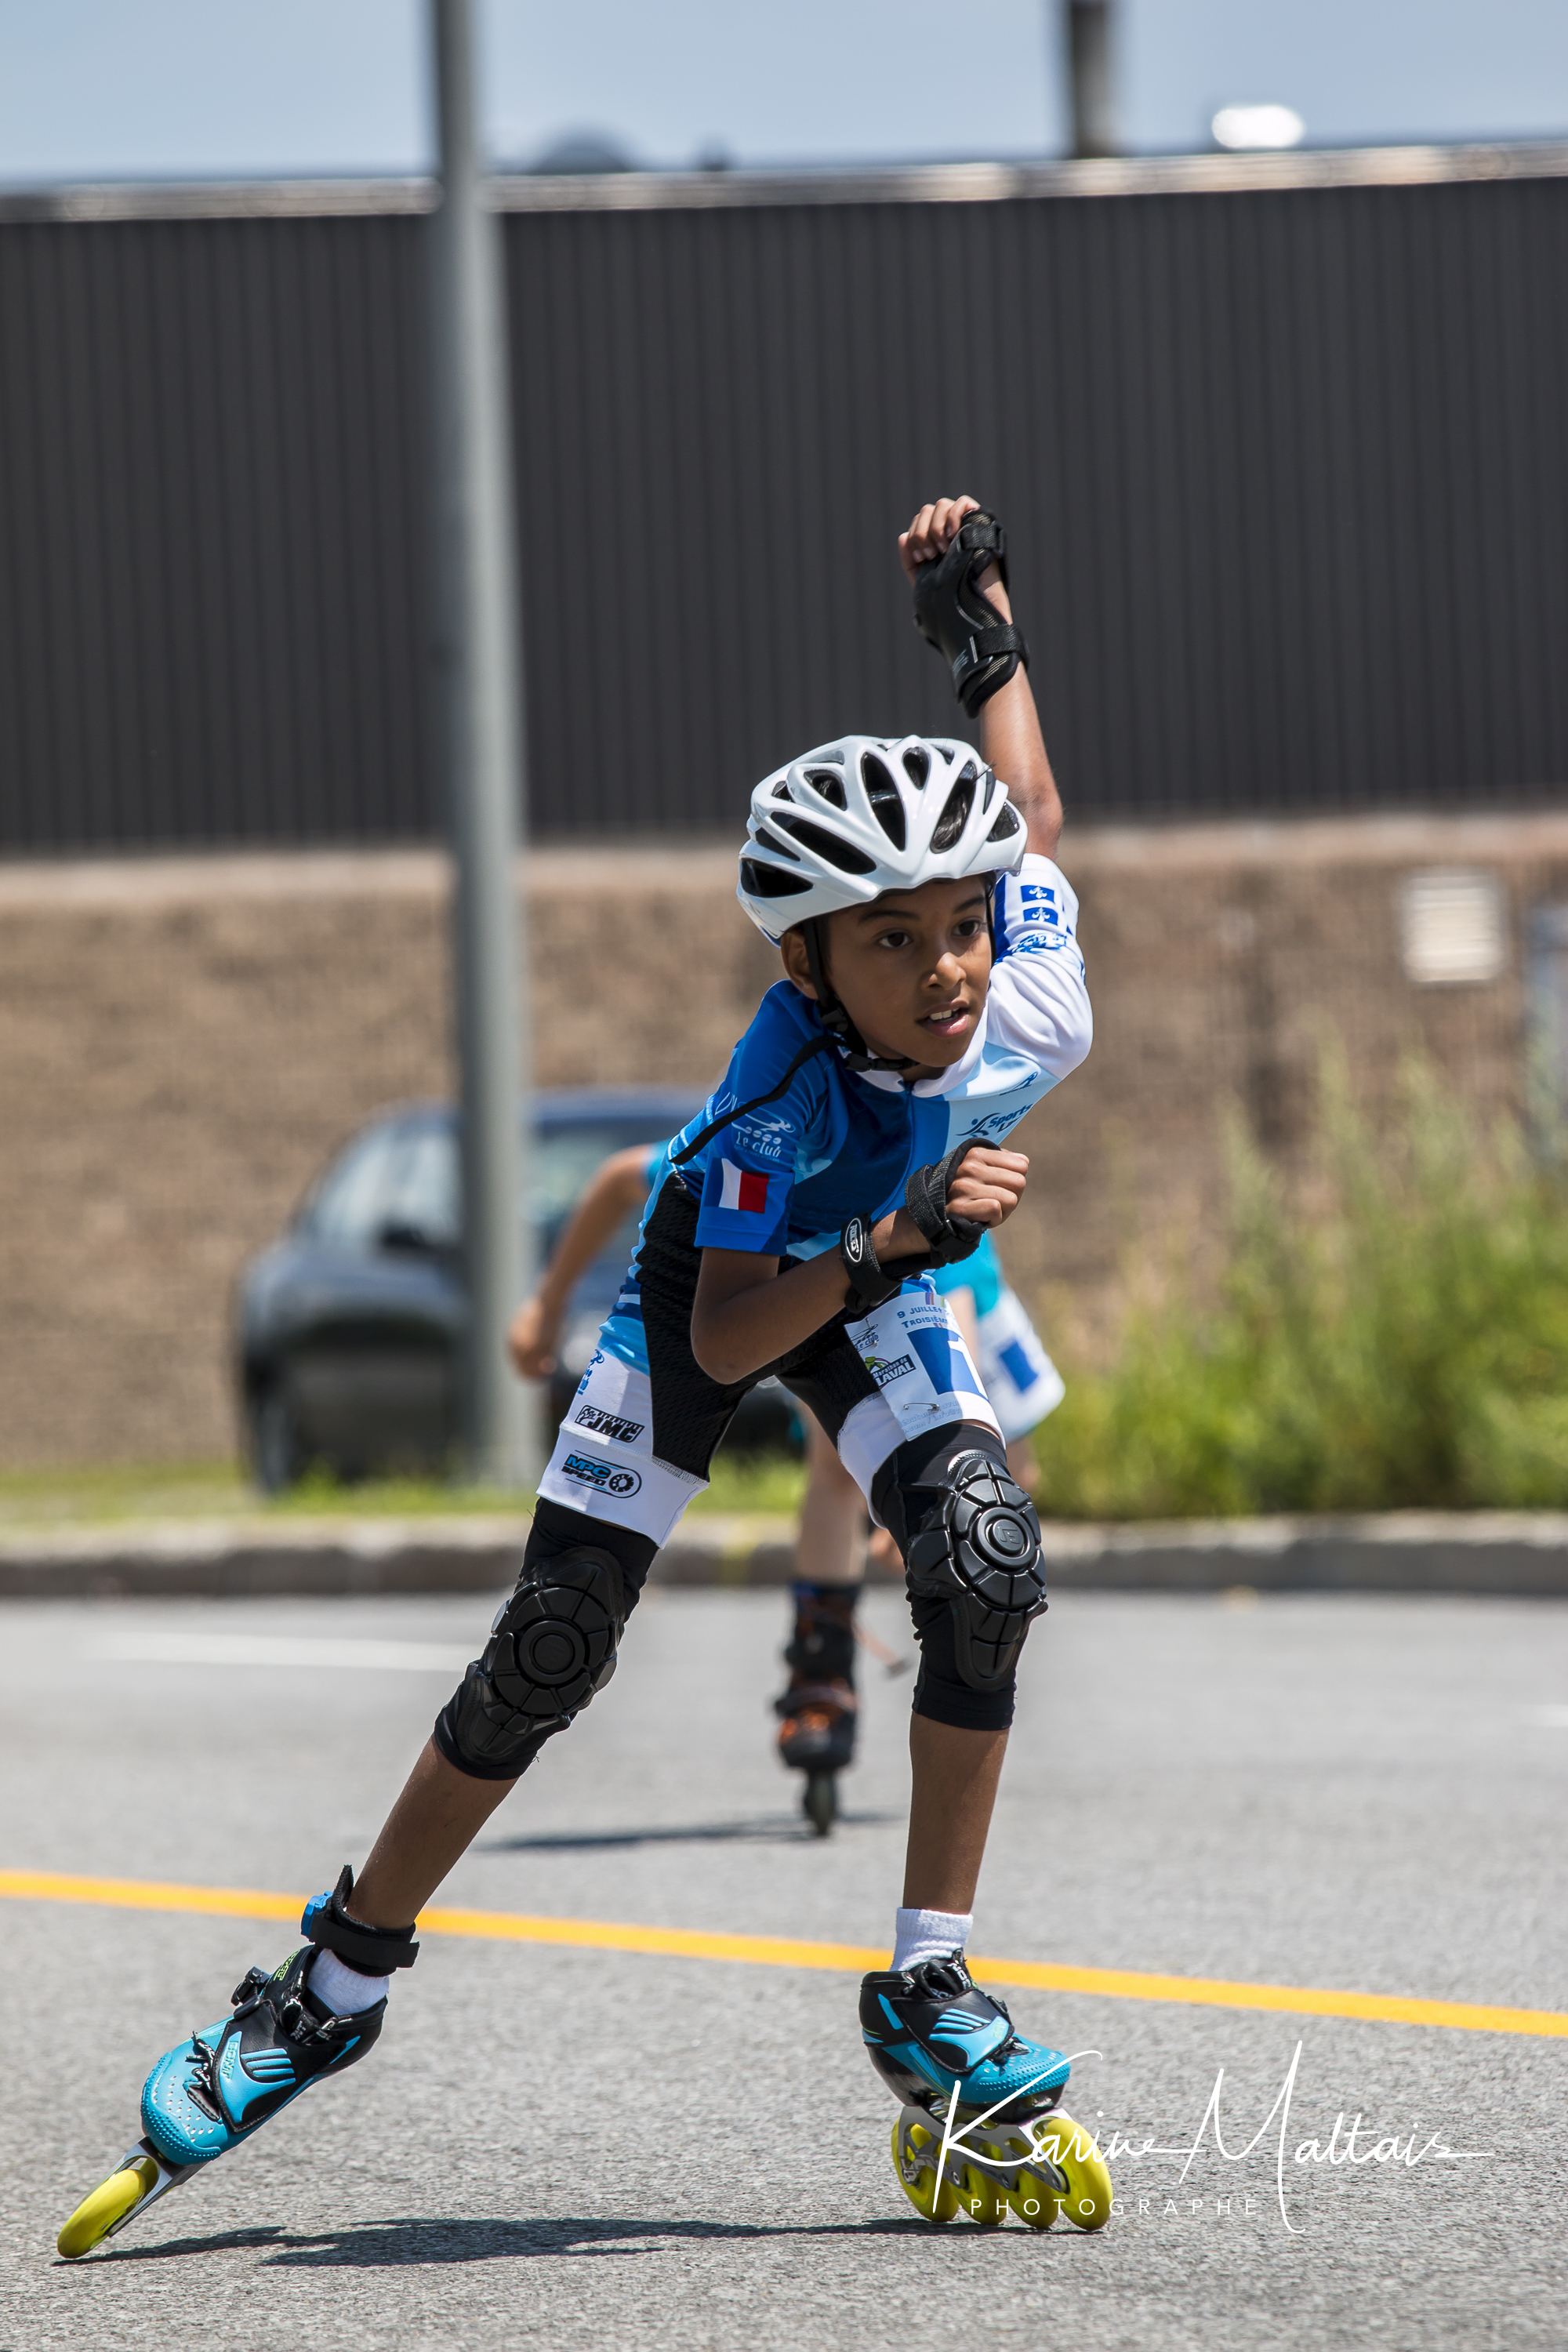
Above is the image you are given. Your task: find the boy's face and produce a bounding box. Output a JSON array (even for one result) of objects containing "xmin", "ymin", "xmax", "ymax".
[{"xmin": 781, "ymin": 876, "xmax": 992, "ymax": 1076}]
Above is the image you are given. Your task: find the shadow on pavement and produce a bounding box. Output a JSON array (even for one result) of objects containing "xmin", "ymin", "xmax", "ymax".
[
  {"xmin": 59, "ymin": 2226, "xmax": 289, "ymax": 2267},
  {"xmin": 74, "ymin": 2215, "xmax": 927, "ymax": 2267},
  {"xmin": 480, "ymin": 1812, "xmax": 899, "ymax": 1853}
]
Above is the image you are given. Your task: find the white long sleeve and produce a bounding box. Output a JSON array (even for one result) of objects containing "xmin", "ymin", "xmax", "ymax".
[{"xmin": 985, "ymin": 855, "xmax": 1093, "ymax": 1087}]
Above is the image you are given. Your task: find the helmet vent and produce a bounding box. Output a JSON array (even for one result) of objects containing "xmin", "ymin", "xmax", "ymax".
[
  {"xmin": 859, "ymin": 752, "xmax": 906, "ymax": 850},
  {"xmin": 902, "ymin": 745, "xmax": 930, "ymax": 789},
  {"xmin": 931, "ymin": 773, "xmax": 976, "ymax": 853},
  {"xmin": 771, "ymin": 812, "xmax": 877, "ymax": 875},
  {"xmin": 986, "ymin": 803, "xmax": 1021, "ymax": 842},
  {"xmin": 741, "ymin": 858, "xmax": 812, "ymax": 900},
  {"xmin": 755, "ymin": 824, "xmax": 800, "ymax": 861},
  {"xmin": 805, "ymin": 769, "xmax": 848, "ymax": 810},
  {"xmin": 771, "ymin": 780, "xmax": 793, "ymax": 799}
]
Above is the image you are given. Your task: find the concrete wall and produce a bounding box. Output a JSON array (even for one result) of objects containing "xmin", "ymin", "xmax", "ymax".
[{"xmin": 3, "ymin": 811, "xmax": 1566, "ymax": 1468}]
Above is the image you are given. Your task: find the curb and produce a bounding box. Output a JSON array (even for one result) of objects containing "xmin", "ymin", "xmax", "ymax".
[
  {"xmin": 2, "ymin": 1509, "xmax": 1568, "ymax": 1598},
  {"xmin": 0, "ymin": 1518, "xmax": 526, "ymax": 1599},
  {"xmin": 0, "ymin": 1515, "xmax": 827, "ymax": 1600},
  {"xmin": 1037, "ymin": 1511, "xmax": 1568, "ymax": 1596}
]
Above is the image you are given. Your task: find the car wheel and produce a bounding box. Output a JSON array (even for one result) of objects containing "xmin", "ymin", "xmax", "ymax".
[{"xmin": 250, "ymin": 1385, "xmax": 305, "ymax": 1496}]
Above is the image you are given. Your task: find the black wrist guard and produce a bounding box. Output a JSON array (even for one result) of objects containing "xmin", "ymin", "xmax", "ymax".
[
  {"xmin": 904, "ymin": 1144, "xmax": 985, "ymax": 1269},
  {"xmin": 840, "ymin": 1214, "xmax": 909, "ymax": 1316},
  {"xmin": 912, "ymin": 509, "xmax": 1030, "ymax": 717},
  {"xmin": 302, "ymin": 1864, "xmax": 419, "ymax": 1973}
]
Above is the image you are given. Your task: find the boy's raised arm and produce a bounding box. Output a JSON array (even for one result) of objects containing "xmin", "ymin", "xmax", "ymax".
[{"xmin": 899, "ymin": 495, "xmax": 1063, "ymax": 860}]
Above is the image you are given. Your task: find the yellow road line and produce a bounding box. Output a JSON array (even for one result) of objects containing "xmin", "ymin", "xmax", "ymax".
[{"xmin": 2, "ymin": 1868, "xmax": 1564, "ymax": 2041}]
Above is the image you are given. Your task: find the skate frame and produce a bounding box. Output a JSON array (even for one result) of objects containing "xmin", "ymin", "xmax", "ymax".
[
  {"xmin": 101, "ymin": 2139, "xmax": 198, "ymax": 2243},
  {"xmin": 927, "ymin": 2061, "xmax": 1097, "ymax": 2202}
]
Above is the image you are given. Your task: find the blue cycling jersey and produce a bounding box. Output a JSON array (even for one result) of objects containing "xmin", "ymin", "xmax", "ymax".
[
  {"xmin": 601, "ymin": 853, "xmax": 1090, "ymax": 1374},
  {"xmin": 639, "ymin": 1146, "xmax": 1003, "ymax": 1308}
]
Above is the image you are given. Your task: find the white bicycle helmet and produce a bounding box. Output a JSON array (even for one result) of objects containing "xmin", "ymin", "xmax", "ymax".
[{"xmin": 736, "ymin": 734, "xmax": 1025, "ymax": 946}]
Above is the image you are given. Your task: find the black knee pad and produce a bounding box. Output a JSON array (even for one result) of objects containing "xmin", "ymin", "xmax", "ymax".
[
  {"xmin": 437, "ymin": 1547, "xmax": 626, "ymax": 1778},
  {"xmin": 492, "ymin": 1543, "xmax": 627, "ymax": 1708},
  {"xmin": 434, "ymin": 1504, "xmax": 652, "ymax": 1780},
  {"xmin": 881, "ymin": 1431, "xmax": 1047, "ymax": 1694},
  {"xmin": 436, "ymin": 1664, "xmax": 566, "ymax": 1781}
]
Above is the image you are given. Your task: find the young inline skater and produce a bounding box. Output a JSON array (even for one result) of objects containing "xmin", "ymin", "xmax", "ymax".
[
  {"xmin": 60, "ymin": 495, "xmax": 1106, "ymax": 2254},
  {"xmin": 506, "ymin": 1151, "xmax": 1066, "ymax": 1835}
]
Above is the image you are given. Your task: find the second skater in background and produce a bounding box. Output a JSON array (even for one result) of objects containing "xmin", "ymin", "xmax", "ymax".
[{"xmin": 510, "ymin": 1158, "xmax": 1065, "ymax": 1834}]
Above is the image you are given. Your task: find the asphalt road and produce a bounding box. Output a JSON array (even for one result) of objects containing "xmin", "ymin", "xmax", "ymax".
[{"xmin": 1, "ymin": 1580, "xmax": 1565, "ymax": 2352}]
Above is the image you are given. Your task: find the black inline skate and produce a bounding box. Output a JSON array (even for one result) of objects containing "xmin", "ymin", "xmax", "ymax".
[{"xmin": 775, "ymin": 1580, "xmax": 860, "ymax": 1835}]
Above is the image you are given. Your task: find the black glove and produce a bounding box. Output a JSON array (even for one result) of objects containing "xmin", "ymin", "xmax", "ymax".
[
  {"xmin": 840, "ymin": 1145, "xmax": 985, "ymax": 1318},
  {"xmin": 839, "ymin": 1214, "xmax": 916, "ymax": 1316},
  {"xmin": 902, "ymin": 1143, "xmax": 985, "ymax": 1268},
  {"xmin": 911, "ymin": 508, "xmax": 1030, "ymax": 717}
]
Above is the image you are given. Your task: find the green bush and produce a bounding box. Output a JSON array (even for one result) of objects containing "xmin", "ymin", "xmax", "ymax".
[{"xmin": 1033, "ymin": 1053, "xmax": 1568, "ymax": 1519}]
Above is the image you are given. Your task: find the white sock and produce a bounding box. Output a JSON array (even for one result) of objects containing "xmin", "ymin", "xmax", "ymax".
[
  {"xmin": 309, "ymin": 1948, "xmax": 391, "ymax": 2015},
  {"xmin": 892, "ymin": 1906, "xmax": 973, "ymax": 1974}
]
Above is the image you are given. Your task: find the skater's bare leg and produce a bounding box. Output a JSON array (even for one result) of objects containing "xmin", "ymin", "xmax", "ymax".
[
  {"xmin": 902, "ymin": 1716, "xmax": 1008, "ymax": 1914},
  {"xmin": 797, "ymin": 1413, "xmax": 866, "ymax": 1584},
  {"xmin": 352, "ymin": 1741, "xmax": 517, "ymax": 1927},
  {"xmin": 1006, "ymin": 1436, "xmax": 1039, "ymax": 1490}
]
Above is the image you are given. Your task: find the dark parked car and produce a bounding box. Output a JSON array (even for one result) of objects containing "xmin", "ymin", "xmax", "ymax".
[{"xmin": 236, "ymin": 1089, "xmax": 795, "ymax": 1490}]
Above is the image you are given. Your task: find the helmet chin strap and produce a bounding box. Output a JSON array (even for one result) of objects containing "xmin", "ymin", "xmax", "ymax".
[{"xmin": 801, "ymin": 920, "xmax": 914, "ymax": 1074}]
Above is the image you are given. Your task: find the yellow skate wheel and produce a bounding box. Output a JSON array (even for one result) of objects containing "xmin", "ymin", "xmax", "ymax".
[
  {"xmin": 972, "ymin": 2129, "xmax": 1061, "ymax": 2230},
  {"xmin": 891, "ymin": 2114, "xmax": 959, "ymax": 2225},
  {"xmin": 56, "ymin": 2157, "xmax": 161, "ymax": 2259},
  {"xmin": 1031, "ymin": 2111, "xmax": 1113, "ymax": 2232},
  {"xmin": 956, "ymin": 2164, "xmax": 1006, "ymax": 2227},
  {"xmin": 1006, "ymin": 2170, "xmax": 1062, "ymax": 2230}
]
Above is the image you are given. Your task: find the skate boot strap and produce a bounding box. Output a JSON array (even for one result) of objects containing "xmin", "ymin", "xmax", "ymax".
[
  {"xmin": 302, "ymin": 1864, "xmax": 419, "ymax": 1972},
  {"xmin": 783, "ymin": 1592, "xmax": 860, "ymax": 1686},
  {"xmin": 905, "ymin": 1960, "xmax": 1021, "ymax": 2039},
  {"xmin": 773, "ymin": 1682, "xmax": 858, "ymax": 1721},
  {"xmin": 229, "ymin": 1965, "xmax": 370, "ymax": 2045},
  {"xmin": 893, "ymin": 1955, "xmax": 1015, "ymax": 2019}
]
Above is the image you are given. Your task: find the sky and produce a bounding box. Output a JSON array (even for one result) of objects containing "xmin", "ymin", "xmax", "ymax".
[{"xmin": 0, "ymin": 0, "xmax": 1565, "ymax": 184}]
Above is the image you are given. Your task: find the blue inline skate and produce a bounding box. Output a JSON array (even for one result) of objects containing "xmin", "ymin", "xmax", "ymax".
[
  {"xmin": 56, "ymin": 1867, "xmax": 415, "ymax": 2258},
  {"xmin": 860, "ymin": 1951, "xmax": 1112, "ymax": 2231}
]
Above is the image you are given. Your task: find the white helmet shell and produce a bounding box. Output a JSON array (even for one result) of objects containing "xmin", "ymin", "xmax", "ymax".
[{"xmin": 735, "ymin": 735, "xmax": 1028, "ymax": 944}]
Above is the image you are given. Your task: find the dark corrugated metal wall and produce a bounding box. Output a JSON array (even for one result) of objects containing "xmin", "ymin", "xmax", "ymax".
[
  {"xmin": 2, "ymin": 175, "xmax": 1565, "ymax": 850},
  {"xmin": 0, "ymin": 214, "xmax": 430, "ymax": 849}
]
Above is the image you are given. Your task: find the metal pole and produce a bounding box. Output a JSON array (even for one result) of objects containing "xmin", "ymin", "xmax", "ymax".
[
  {"xmin": 1064, "ymin": 0, "xmax": 1116, "ymax": 158},
  {"xmin": 430, "ymin": 0, "xmax": 535, "ymax": 1485}
]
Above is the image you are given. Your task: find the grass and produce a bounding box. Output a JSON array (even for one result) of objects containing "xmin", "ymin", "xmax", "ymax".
[
  {"xmin": 0, "ymin": 1446, "xmax": 806, "ymax": 1529},
  {"xmin": 0, "ymin": 1460, "xmax": 525, "ymax": 1527},
  {"xmin": 695, "ymin": 1451, "xmax": 807, "ymax": 1516},
  {"xmin": 1033, "ymin": 1051, "xmax": 1568, "ymax": 1520},
  {"xmin": 0, "ymin": 1460, "xmax": 253, "ymax": 1526}
]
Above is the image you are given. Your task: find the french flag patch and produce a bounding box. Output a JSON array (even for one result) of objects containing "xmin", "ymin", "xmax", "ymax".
[{"xmin": 719, "ymin": 1160, "xmax": 770, "ymax": 1215}]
